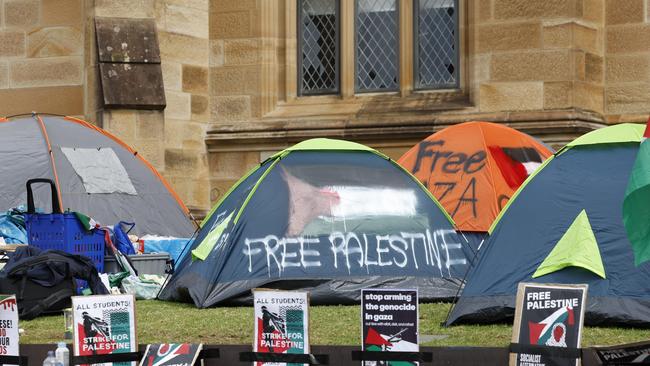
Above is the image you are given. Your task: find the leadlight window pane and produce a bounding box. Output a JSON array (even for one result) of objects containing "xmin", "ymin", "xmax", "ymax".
[
  {"xmin": 415, "ymin": 0, "xmax": 459, "ymax": 89},
  {"xmin": 299, "ymin": 0, "xmax": 339, "ymax": 95},
  {"xmin": 356, "ymin": 0, "xmax": 399, "ymax": 92}
]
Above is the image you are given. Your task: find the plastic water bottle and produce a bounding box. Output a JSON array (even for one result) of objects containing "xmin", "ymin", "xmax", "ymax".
[
  {"xmin": 42, "ymin": 351, "xmax": 56, "ymax": 366},
  {"xmin": 55, "ymin": 342, "xmax": 69, "ymax": 366}
]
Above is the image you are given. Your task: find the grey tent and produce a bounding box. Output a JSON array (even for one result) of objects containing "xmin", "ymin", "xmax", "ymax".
[{"xmin": 0, "ymin": 114, "xmax": 196, "ymax": 237}]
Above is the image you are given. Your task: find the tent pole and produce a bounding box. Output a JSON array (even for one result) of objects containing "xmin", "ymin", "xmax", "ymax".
[{"xmin": 33, "ymin": 113, "xmax": 64, "ymax": 212}]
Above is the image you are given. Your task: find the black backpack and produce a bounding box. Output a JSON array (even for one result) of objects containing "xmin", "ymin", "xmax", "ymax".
[
  {"xmin": 0, "ymin": 254, "xmax": 76, "ymax": 320},
  {"xmin": 0, "ymin": 248, "xmax": 109, "ymax": 320}
]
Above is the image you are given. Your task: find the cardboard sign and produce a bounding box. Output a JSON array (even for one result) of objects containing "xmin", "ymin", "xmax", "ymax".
[
  {"xmin": 593, "ymin": 340, "xmax": 650, "ymax": 364},
  {"xmin": 140, "ymin": 344, "xmax": 203, "ymax": 366},
  {"xmin": 510, "ymin": 283, "xmax": 588, "ymax": 366},
  {"xmin": 0, "ymin": 295, "xmax": 19, "ymax": 364},
  {"xmin": 253, "ymin": 289, "xmax": 309, "ymax": 366},
  {"xmin": 72, "ymin": 294, "xmax": 137, "ymax": 365},
  {"xmin": 361, "ymin": 289, "xmax": 418, "ymax": 366}
]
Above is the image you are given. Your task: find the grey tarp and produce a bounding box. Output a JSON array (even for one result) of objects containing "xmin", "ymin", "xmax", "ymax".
[{"xmin": 0, "ymin": 115, "xmax": 195, "ymax": 237}]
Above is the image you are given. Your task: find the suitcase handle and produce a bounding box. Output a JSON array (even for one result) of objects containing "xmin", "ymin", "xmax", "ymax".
[{"xmin": 26, "ymin": 178, "xmax": 61, "ymax": 214}]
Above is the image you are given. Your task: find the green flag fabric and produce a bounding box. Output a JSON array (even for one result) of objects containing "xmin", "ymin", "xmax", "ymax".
[
  {"xmin": 533, "ymin": 209, "xmax": 605, "ymax": 279},
  {"xmin": 623, "ymin": 126, "xmax": 650, "ymax": 266},
  {"xmin": 192, "ymin": 212, "xmax": 233, "ymax": 261},
  {"xmin": 73, "ymin": 212, "xmax": 98, "ymax": 231}
]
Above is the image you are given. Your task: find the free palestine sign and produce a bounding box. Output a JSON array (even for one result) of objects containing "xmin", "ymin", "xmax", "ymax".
[{"xmin": 510, "ymin": 283, "xmax": 588, "ymax": 366}]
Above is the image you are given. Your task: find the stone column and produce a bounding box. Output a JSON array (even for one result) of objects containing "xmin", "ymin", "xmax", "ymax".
[{"xmin": 208, "ymin": 0, "xmax": 265, "ymax": 205}]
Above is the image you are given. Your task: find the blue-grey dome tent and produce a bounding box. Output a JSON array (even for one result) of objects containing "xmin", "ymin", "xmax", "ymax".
[
  {"xmin": 0, "ymin": 114, "xmax": 195, "ymax": 237},
  {"xmin": 160, "ymin": 138, "xmax": 477, "ymax": 307},
  {"xmin": 446, "ymin": 123, "xmax": 650, "ymax": 326}
]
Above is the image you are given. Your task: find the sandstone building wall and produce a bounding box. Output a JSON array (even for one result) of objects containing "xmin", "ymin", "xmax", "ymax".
[{"xmin": 0, "ymin": 0, "xmax": 648, "ymax": 216}]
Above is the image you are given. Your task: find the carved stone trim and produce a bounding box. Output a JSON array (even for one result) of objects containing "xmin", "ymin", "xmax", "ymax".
[{"xmin": 206, "ymin": 108, "xmax": 606, "ymax": 151}]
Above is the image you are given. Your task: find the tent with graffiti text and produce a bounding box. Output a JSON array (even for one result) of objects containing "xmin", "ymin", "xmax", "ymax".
[
  {"xmin": 446, "ymin": 124, "xmax": 650, "ymax": 326},
  {"xmin": 159, "ymin": 138, "xmax": 477, "ymax": 307},
  {"xmin": 398, "ymin": 121, "xmax": 553, "ymax": 233}
]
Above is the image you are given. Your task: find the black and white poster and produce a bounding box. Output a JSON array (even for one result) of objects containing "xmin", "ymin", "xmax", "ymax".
[
  {"xmin": 140, "ymin": 344, "xmax": 203, "ymax": 366},
  {"xmin": 593, "ymin": 340, "xmax": 650, "ymax": 364},
  {"xmin": 510, "ymin": 283, "xmax": 588, "ymax": 366},
  {"xmin": 361, "ymin": 289, "xmax": 418, "ymax": 366}
]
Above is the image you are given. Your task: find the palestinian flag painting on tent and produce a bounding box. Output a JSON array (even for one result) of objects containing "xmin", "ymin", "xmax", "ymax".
[
  {"xmin": 398, "ymin": 121, "xmax": 552, "ymax": 233},
  {"xmin": 446, "ymin": 123, "xmax": 650, "ymax": 327},
  {"xmin": 160, "ymin": 138, "xmax": 477, "ymax": 307}
]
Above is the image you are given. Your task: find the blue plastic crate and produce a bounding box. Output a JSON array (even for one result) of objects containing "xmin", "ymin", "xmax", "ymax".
[{"xmin": 25, "ymin": 213, "xmax": 105, "ymax": 272}]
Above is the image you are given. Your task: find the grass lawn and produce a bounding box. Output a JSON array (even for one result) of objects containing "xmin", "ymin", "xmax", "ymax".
[{"xmin": 19, "ymin": 300, "xmax": 650, "ymax": 347}]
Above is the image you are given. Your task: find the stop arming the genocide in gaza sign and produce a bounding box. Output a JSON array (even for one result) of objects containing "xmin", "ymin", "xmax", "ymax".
[
  {"xmin": 361, "ymin": 289, "xmax": 418, "ymax": 366},
  {"xmin": 510, "ymin": 283, "xmax": 588, "ymax": 366}
]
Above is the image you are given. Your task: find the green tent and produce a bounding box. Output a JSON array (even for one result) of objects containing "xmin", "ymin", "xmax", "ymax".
[{"xmin": 160, "ymin": 138, "xmax": 478, "ymax": 307}]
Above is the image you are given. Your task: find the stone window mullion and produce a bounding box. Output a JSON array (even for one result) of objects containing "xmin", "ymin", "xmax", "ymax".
[
  {"xmin": 340, "ymin": 0, "xmax": 356, "ymax": 98},
  {"xmin": 400, "ymin": 0, "xmax": 414, "ymax": 96},
  {"xmin": 292, "ymin": 0, "xmax": 461, "ymax": 99}
]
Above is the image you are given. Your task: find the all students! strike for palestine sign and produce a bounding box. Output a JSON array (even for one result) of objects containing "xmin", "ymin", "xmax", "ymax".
[
  {"xmin": 361, "ymin": 289, "xmax": 418, "ymax": 366},
  {"xmin": 253, "ymin": 289, "xmax": 309, "ymax": 366},
  {"xmin": 510, "ymin": 283, "xmax": 588, "ymax": 366},
  {"xmin": 0, "ymin": 295, "xmax": 19, "ymax": 365},
  {"xmin": 72, "ymin": 294, "xmax": 137, "ymax": 366}
]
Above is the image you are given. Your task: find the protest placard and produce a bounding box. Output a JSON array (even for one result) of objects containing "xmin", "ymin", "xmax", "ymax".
[
  {"xmin": 253, "ymin": 289, "xmax": 309, "ymax": 366},
  {"xmin": 72, "ymin": 294, "xmax": 137, "ymax": 366},
  {"xmin": 510, "ymin": 283, "xmax": 588, "ymax": 366},
  {"xmin": 361, "ymin": 289, "xmax": 418, "ymax": 366},
  {"xmin": 140, "ymin": 344, "xmax": 203, "ymax": 366},
  {"xmin": 0, "ymin": 295, "xmax": 19, "ymax": 365},
  {"xmin": 593, "ymin": 340, "xmax": 650, "ymax": 364}
]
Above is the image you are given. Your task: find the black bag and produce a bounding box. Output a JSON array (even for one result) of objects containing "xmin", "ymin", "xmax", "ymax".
[
  {"xmin": 0, "ymin": 246, "xmax": 110, "ymax": 320},
  {"xmin": 0, "ymin": 255, "xmax": 76, "ymax": 320}
]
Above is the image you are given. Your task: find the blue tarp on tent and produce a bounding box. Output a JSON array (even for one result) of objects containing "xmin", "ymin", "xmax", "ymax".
[
  {"xmin": 0, "ymin": 208, "xmax": 27, "ymax": 244},
  {"xmin": 447, "ymin": 124, "xmax": 650, "ymax": 327}
]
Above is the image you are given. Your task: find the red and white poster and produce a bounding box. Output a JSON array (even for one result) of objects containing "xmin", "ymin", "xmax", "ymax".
[
  {"xmin": 0, "ymin": 295, "xmax": 19, "ymax": 364},
  {"xmin": 72, "ymin": 294, "xmax": 137, "ymax": 366},
  {"xmin": 253, "ymin": 289, "xmax": 309, "ymax": 366}
]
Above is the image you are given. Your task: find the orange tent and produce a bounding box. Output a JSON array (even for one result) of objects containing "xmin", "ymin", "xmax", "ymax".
[{"xmin": 398, "ymin": 121, "xmax": 553, "ymax": 232}]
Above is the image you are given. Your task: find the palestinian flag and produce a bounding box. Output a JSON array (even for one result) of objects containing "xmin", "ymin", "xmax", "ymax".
[
  {"xmin": 73, "ymin": 212, "xmax": 99, "ymax": 231},
  {"xmin": 365, "ymin": 327, "xmax": 393, "ymax": 350},
  {"xmin": 528, "ymin": 306, "xmax": 575, "ymax": 347},
  {"xmin": 489, "ymin": 146, "xmax": 544, "ymax": 189},
  {"xmin": 364, "ymin": 328, "xmax": 416, "ymax": 366},
  {"xmin": 623, "ymin": 118, "xmax": 650, "ymax": 266}
]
